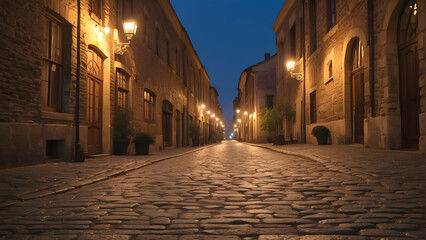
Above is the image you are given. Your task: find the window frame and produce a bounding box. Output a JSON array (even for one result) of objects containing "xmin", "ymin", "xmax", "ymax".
[
  {"xmin": 310, "ymin": 90, "xmax": 317, "ymax": 124},
  {"xmin": 144, "ymin": 89, "xmax": 156, "ymax": 122},
  {"xmin": 327, "ymin": 0, "xmax": 336, "ymax": 31},
  {"xmin": 41, "ymin": 13, "xmax": 64, "ymax": 112},
  {"xmin": 116, "ymin": 69, "xmax": 130, "ymax": 111},
  {"xmin": 266, "ymin": 95, "xmax": 274, "ymax": 109}
]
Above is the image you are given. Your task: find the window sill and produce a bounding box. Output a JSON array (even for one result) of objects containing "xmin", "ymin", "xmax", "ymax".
[{"xmin": 41, "ymin": 111, "xmax": 73, "ymax": 121}]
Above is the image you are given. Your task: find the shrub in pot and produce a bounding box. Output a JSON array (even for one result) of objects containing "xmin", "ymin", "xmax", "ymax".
[
  {"xmin": 312, "ymin": 126, "xmax": 330, "ymax": 145},
  {"xmin": 113, "ymin": 108, "xmax": 134, "ymax": 155},
  {"xmin": 133, "ymin": 131, "xmax": 155, "ymax": 155},
  {"xmin": 208, "ymin": 129, "xmax": 217, "ymax": 143},
  {"xmin": 189, "ymin": 124, "xmax": 200, "ymax": 147}
]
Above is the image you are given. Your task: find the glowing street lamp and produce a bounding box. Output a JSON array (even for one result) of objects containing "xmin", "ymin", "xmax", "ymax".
[
  {"xmin": 286, "ymin": 60, "xmax": 303, "ymax": 81},
  {"xmin": 201, "ymin": 104, "xmax": 205, "ymax": 109},
  {"xmin": 115, "ymin": 21, "xmax": 138, "ymax": 55}
]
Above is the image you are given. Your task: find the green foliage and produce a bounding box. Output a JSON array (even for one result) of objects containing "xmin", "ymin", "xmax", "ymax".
[
  {"xmin": 189, "ymin": 124, "xmax": 200, "ymax": 139},
  {"xmin": 113, "ymin": 108, "xmax": 134, "ymax": 139},
  {"xmin": 132, "ymin": 131, "xmax": 155, "ymax": 145},
  {"xmin": 260, "ymin": 103, "xmax": 295, "ymax": 134},
  {"xmin": 311, "ymin": 126, "xmax": 330, "ymax": 138},
  {"xmin": 208, "ymin": 129, "xmax": 217, "ymax": 141}
]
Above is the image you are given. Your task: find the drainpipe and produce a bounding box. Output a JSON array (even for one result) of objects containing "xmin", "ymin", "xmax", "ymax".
[
  {"xmin": 301, "ymin": 0, "xmax": 306, "ymax": 143},
  {"xmin": 368, "ymin": 0, "xmax": 375, "ymax": 117},
  {"xmin": 74, "ymin": 0, "xmax": 83, "ymax": 162}
]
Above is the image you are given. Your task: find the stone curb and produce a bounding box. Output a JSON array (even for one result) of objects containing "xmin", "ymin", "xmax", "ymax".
[
  {"xmin": 247, "ymin": 143, "xmax": 381, "ymax": 182},
  {"xmin": 6, "ymin": 145, "xmax": 214, "ymax": 206}
]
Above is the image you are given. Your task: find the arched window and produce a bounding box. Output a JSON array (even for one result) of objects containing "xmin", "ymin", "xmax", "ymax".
[
  {"xmin": 351, "ymin": 39, "xmax": 364, "ymax": 71},
  {"xmin": 399, "ymin": 0, "xmax": 418, "ymax": 44},
  {"xmin": 144, "ymin": 89, "xmax": 155, "ymax": 122}
]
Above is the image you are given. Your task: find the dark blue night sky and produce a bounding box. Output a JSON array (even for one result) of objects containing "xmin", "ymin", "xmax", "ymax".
[{"xmin": 170, "ymin": 0, "xmax": 285, "ymax": 120}]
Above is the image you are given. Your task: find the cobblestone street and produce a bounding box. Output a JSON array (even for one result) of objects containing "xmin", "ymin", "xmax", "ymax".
[{"xmin": 1, "ymin": 141, "xmax": 425, "ymax": 239}]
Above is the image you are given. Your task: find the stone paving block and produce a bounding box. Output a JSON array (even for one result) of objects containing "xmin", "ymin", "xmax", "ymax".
[
  {"xmin": 150, "ymin": 217, "xmax": 171, "ymax": 225},
  {"xmin": 359, "ymin": 229, "xmax": 405, "ymax": 237},
  {"xmin": 297, "ymin": 227, "xmax": 356, "ymax": 235},
  {"xmin": 258, "ymin": 235, "xmax": 368, "ymax": 240},
  {"xmin": 179, "ymin": 235, "xmax": 240, "ymax": 240},
  {"xmin": 76, "ymin": 235, "xmax": 131, "ymax": 240},
  {"xmin": 201, "ymin": 227, "xmax": 297, "ymax": 235},
  {"xmin": 377, "ymin": 223, "xmax": 419, "ymax": 231},
  {"xmin": 302, "ymin": 213, "xmax": 349, "ymax": 219},
  {"xmin": 134, "ymin": 235, "xmax": 178, "ymax": 240}
]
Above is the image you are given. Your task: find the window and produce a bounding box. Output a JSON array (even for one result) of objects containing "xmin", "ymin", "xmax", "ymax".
[
  {"xmin": 351, "ymin": 39, "xmax": 364, "ymax": 71},
  {"xmin": 166, "ymin": 39, "xmax": 171, "ymax": 67},
  {"xmin": 42, "ymin": 14, "xmax": 63, "ymax": 112},
  {"xmin": 266, "ymin": 95, "xmax": 274, "ymax": 109},
  {"xmin": 155, "ymin": 28, "xmax": 160, "ymax": 56},
  {"xmin": 116, "ymin": 70, "xmax": 129, "ymax": 110},
  {"xmin": 176, "ymin": 48, "xmax": 180, "ymax": 76},
  {"xmin": 90, "ymin": 0, "xmax": 102, "ymax": 19},
  {"xmin": 144, "ymin": 89, "xmax": 155, "ymax": 122},
  {"xmin": 309, "ymin": 0, "xmax": 317, "ymax": 54},
  {"xmin": 327, "ymin": 0, "xmax": 336, "ymax": 30},
  {"xmin": 290, "ymin": 24, "xmax": 296, "ymax": 59},
  {"xmin": 328, "ymin": 61, "xmax": 333, "ymax": 78},
  {"xmin": 310, "ymin": 91, "xmax": 317, "ymax": 123}
]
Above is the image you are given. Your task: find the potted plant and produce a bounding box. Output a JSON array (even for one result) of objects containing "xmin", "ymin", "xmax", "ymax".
[
  {"xmin": 133, "ymin": 131, "xmax": 155, "ymax": 155},
  {"xmin": 113, "ymin": 108, "xmax": 134, "ymax": 155},
  {"xmin": 189, "ymin": 124, "xmax": 200, "ymax": 146},
  {"xmin": 208, "ymin": 129, "xmax": 217, "ymax": 143},
  {"xmin": 260, "ymin": 103, "xmax": 294, "ymax": 145},
  {"xmin": 312, "ymin": 126, "xmax": 330, "ymax": 145}
]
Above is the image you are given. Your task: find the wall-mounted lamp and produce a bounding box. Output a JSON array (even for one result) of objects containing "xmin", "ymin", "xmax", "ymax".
[
  {"xmin": 237, "ymin": 119, "xmax": 241, "ymax": 123},
  {"xmin": 244, "ymin": 111, "xmax": 248, "ymax": 115},
  {"xmin": 114, "ymin": 21, "xmax": 137, "ymax": 55},
  {"xmin": 201, "ymin": 104, "xmax": 205, "ymax": 109},
  {"xmin": 236, "ymin": 109, "xmax": 240, "ymax": 113},
  {"xmin": 211, "ymin": 114, "xmax": 215, "ymax": 118},
  {"xmin": 286, "ymin": 61, "xmax": 303, "ymax": 81}
]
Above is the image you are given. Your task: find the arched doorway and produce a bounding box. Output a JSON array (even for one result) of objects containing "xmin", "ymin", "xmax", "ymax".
[
  {"xmin": 398, "ymin": 0, "xmax": 419, "ymax": 149},
  {"xmin": 351, "ymin": 38, "xmax": 365, "ymax": 144},
  {"xmin": 86, "ymin": 49, "xmax": 103, "ymax": 154},
  {"xmin": 162, "ymin": 100, "xmax": 173, "ymax": 147}
]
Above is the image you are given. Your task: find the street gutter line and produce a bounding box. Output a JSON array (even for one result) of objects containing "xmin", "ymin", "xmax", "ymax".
[{"xmin": 7, "ymin": 145, "xmax": 215, "ymax": 206}]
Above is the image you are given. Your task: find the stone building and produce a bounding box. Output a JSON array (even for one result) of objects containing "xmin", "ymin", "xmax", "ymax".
[
  {"xmin": 235, "ymin": 54, "xmax": 277, "ymax": 143},
  {"xmin": 273, "ymin": 0, "xmax": 425, "ymax": 153},
  {"xmin": 0, "ymin": 0, "xmax": 221, "ymax": 168}
]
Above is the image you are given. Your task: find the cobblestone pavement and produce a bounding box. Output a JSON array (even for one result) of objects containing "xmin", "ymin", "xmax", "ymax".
[
  {"xmin": 0, "ymin": 146, "xmax": 212, "ymax": 207},
  {"xmin": 0, "ymin": 141, "xmax": 425, "ymax": 239}
]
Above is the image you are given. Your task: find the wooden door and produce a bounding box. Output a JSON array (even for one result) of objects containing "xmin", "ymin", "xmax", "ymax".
[
  {"xmin": 398, "ymin": 0, "xmax": 419, "ymax": 149},
  {"xmin": 162, "ymin": 100, "xmax": 173, "ymax": 147},
  {"xmin": 87, "ymin": 50, "xmax": 103, "ymax": 154},
  {"xmin": 350, "ymin": 38, "xmax": 364, "ymax": 144},
  {"xmin": 399, "ymin": 43, "xmax": 419, "ymax": 149},
  {"xmin": 352, "ymin": 70, "xmax": 364, "ymax": 144},
  {"xmin": 176, "ymin": 110, "xmax": 180, "ymax": 147}
]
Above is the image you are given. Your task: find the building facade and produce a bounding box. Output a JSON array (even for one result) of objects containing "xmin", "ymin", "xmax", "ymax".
[
  {"xmin": 273, "ymin": 0, "xmax": 425, "ymax": 153},
  {"xmin": 235, "ymin": 54, "xmax": 277, "ymax": 143},
  {"xmin": 0, "ymin": 0, "xmax": 221, "ymax": 168}
]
